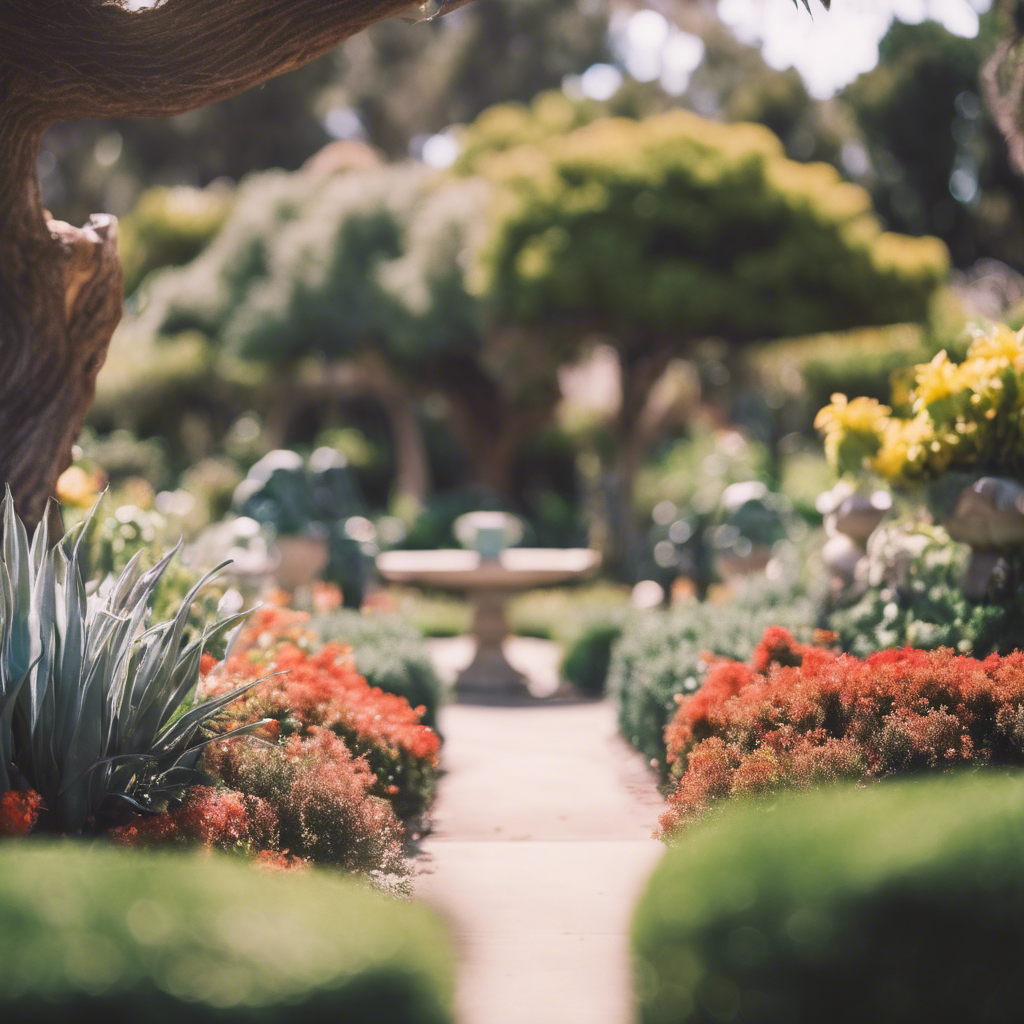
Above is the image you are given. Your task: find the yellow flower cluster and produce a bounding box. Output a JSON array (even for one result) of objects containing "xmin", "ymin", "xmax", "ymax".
[{"xmin": 816, "ymin": 323, "xmax": 1024, "ymax": 484}]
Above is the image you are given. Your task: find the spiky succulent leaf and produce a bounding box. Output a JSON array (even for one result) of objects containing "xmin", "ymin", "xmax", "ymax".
[{"xmin": 0, "ymin": 491, "xmax": 259, "ymax": 832}]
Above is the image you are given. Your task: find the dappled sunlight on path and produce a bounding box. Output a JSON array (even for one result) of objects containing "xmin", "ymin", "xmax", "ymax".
[{"xmin": 415, "ymin": 683, "xmax": 664, "ymax": 1024}]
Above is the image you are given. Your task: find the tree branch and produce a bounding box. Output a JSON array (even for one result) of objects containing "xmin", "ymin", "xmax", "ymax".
[
  {"xmin": 0, "ymin": 0, "xmax": 471, "ymax": 123},
  {"xmin": 982, "ymin": 0, "xmax": 1024, "ymax": 178}
]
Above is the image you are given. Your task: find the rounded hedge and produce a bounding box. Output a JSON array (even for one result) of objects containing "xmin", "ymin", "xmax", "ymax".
[
  {"xmin": 0, "ymin": 843, "xmax": 454, "ymax": 1024},
  {"xmin": 561, "ymin": 618, "xmax": 626, "ymax": 698},
  {"xmin": 634, "ymin": 770, "xmax": 1024, "ymax": 1024}
]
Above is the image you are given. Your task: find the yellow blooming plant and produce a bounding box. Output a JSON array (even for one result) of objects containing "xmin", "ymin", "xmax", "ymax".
[
  {"xmin": 816, "ymin": 323, "xmax": 1024, "ymax": 486},
  {"xmin": 813, "ymin": 395, "xmax": 891, "ymax": 477}
]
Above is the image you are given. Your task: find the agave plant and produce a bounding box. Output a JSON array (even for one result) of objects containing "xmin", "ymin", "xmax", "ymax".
[{"xmin": 0, "ymin": 492, "xmax": 261, "ymax": 833}]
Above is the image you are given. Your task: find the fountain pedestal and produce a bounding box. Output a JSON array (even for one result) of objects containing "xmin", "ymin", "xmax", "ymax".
[{"xmin": 375, "ymin": 547, "xmax": 601, "ymax": 699}]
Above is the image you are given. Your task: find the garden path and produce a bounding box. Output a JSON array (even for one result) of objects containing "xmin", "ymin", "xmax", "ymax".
[{"xmin": 417, "ymin": 639, "xmax": 665, "ymax": 1024}]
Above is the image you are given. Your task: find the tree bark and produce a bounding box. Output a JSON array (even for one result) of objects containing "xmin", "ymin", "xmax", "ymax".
[
  {"xmin": 603, "ymin": 343, "xmax": 678, "ymax": 580},
  {"xmin": 0, "ymin": 109, "xmax": 123, "ymax": 529},
  {"xmin": 982, "ymin": 0, "xmax": 1024, "ymax": 177},
  {"xmin": 0, "ymin": 0, "xmax": 466, "ymax": 529},
  {"xmin": 434, "ymin": 354, "xmax": 557, "ymax": 500}
]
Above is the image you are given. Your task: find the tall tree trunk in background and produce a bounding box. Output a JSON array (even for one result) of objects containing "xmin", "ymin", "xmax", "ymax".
[
  {"xmin": 316, "ymin": 357, "xmax": 431, "ymax": 508},
  {"xmin": 604, "ymin": 343, "xmax": 677, "ymax": 580},
  {"xmin": 435, "ymin": 354, "xmax": 557, "ymax": 501},
  {"xmin": 0, "ymin": 0, "xmax": 466, "ymax": 530}
]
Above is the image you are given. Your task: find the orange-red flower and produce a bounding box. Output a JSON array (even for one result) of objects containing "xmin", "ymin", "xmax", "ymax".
[
  {"xmin": 660, "ymin": 629, "xmax": 1024, "ymax": 837},
  {"xmin": 0, "ymin": 790, "xmax": 43, "ymax": 837}
]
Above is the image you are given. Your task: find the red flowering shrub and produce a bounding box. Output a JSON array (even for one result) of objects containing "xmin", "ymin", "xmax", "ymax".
[
  {"xmin": 209, "ymin": 640, "xmax": 440, "ymax": 818},
  {"xmin": 114, "ymin": 732, "xmax": 405, "ymax": 876},
  {"xmin": 660, "ymin": 628, "xmax": 1024, "ymax": 837},
  {"xmin": 110, "ymin": 787, "xmax": 277, "ymax": 852},
  {"xmin": 202, "ymin": 728, "xmax": 406, "ymax": 874},
  {"xmin": 111, "ymin": 600, "xmax": 438, "ymax": 877},
  {"xmin": 0, "ymin": 790, "xmax": 43, "ymax": 837}
]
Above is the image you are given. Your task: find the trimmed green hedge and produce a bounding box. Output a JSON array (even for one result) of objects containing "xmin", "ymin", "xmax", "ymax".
[
  {"xmin": 310, "ymin": 611, "xmax": 444, "ymax": 728},
  {"xmin": 611, "ymin": 579, "xmax": 816, "ymax": 773},
  {"xmin": 634, "ymin": 771, "xmax": 1024, "ymax": 1024},
  {"xmin": 561, "ymin": 615, "xmax": 629, "ymax": 698},
  {"xmin": 0, "ymin": 843, "xmax": 454, "ymax": 1023}
]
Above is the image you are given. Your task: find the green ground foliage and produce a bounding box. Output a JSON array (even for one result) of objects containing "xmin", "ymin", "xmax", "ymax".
[
  {"xmin": 611, "ymin": 576, "xmax": 817, "ymax": 773},
  {"xmin": 310, "ymin": 610, "xmax": 445, "ymax": 728},
  {"xmin": 634, "ymin": 771, "xmax": 1024, "ymax": 1024},
  {"xmin": 0, "ymin": 843, "xmax": 454, "ymax": 1024},
  {"xmin": 825, "ymin": 520, "xmax": 1024, "ymax": 657}
]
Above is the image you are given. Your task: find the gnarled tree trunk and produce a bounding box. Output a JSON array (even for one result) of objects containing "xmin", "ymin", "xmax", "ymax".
[
  {"xmin": 0, "ymin": 0, "xmax": 464, "ymax": 530},
  {"xmin": 0, "ymin": 112, "xmax": 122, "ymax": 528}
]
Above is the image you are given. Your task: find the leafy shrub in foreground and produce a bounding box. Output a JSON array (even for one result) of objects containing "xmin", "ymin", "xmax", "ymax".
[
  {"xmin": 0, "ymin": 495, "xmax": 253, "ymax": 834},
  {"xmin": 611, "ymin": 578, "xmax": 817, "ymax": 774},
  {"xmin": 0, "ymin": 843, "xmax": 454, "ymax": 1024},
  {"xmin": 310, "ymin": 610, "xmax": 444, "ymax": 728},
  {"xmin": 660, "ymin": 627, "xmax": 1024, "ymax": 836},
  {"xmin": 635, "ymin": 772, "xmax": 1024, "ymax": 1024}
]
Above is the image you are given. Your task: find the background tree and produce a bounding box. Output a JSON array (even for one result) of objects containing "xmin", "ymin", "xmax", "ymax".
[
  {"xmin": 128, "ymin": 158, "xmax": 560, "ymax": 507},
  {"xmin": 475, "ymin": 109, "xmax": 949, "ymax": 573},
  {"xmin": 843, "ymin": 15, "xmax": 1024, "ymax": 270},
  {"xmin": 37, "ymin": 0, "xmax": 611, "ymax": 226},
  {"xmin": 0, "ymin": 0, "xmax": 476, "ymax": 531}
]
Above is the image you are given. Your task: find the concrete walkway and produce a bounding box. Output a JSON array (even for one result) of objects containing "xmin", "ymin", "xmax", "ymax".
[{"xmin": 416, "ymin": 639, "xmax": 665, "ymax": 1024}]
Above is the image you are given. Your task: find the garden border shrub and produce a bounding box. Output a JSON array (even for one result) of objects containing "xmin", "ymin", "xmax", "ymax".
[
  {"xmin": 0, "ymin": 842, "xmax": 454, "ymax": 1024},
  {"xmin": 635, "ymin": 771, "xmax": 1024, "ymax": 1024},
  {"xmin": 611, "ymin": 580, "xmax": 817, "ymax": 773},
  {"xmin": 310, "ymin": 610, "xmax": 444, "ymax": 728}
]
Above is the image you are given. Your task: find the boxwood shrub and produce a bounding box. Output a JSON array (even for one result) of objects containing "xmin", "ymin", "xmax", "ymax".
[
  {"xmin": 611, "ymin": 579, "xmax": 816, "ymax": 774},
  {"xmin": 310, "ymin": 611, "xmax": 444, "ymax": 728},
  {"xmin": 0, "ymin": 843, "xmax": 454, "ymax": 1024},
  {"xmin": 634, "ymin": 771, "xmax": 1024, "ymax": 1024},
  {"xmin": 560, "ymin": 612, "xmax": 631, "ymax": 698}
]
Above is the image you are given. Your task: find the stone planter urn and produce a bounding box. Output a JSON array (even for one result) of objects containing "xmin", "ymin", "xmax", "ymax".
[
  {"xmin": 272, "ymin": 531, "xmax": 330, "ymax": 592},
  {"xmin": 932, "ymin": 475, "xmax": 1024, "ymax": 599},
  {"xmin": 817, "ymin": 482, "xmax": 892, "ymax": 585}
]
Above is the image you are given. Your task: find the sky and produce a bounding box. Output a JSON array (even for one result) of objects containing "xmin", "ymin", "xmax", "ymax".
[
  {"xmin": 717, "ymin": 0, "xmax": 991, "ymax": 98},
  {"xmin": 571, "ymin": 0, "xmax": 993, "ymax": 107}
]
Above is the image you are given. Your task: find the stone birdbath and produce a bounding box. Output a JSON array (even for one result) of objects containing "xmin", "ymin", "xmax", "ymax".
[{"xmin": 376, "ymin": 512, "xmax": 600, "ymax": 697}]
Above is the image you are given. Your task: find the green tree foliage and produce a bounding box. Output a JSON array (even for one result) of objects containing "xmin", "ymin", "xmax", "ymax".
[
  {"xmin": 140, "ymin": 162, "xmax": 481, "ymax": 369},
  {"xmin": 132, "ymin": 161, "xmax": 562, "ymax": 502},
  {"xmin": 843, "ymin": 16, "xmax": 1024, "ymax": 269},
  {"xmin": 474, "ymin": 109, "xmax": 947, "ymax": 569},
  {"xmin": 119, "ymin": 184, "xmax": 233, "ymax": 296},
  {"xmin": 480, "ymin": 110, "xmax": 947, "ymax": 339}
]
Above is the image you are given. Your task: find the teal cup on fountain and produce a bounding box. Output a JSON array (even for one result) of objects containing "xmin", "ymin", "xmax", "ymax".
[{"xmin": 454, "ymin": 511, "xmax": 524, "ymax": 561}]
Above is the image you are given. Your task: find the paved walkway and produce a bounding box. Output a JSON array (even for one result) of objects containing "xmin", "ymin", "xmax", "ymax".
[{"xmin": 416, "ymin": 639, "xmax": 665, "ymax": 1024}]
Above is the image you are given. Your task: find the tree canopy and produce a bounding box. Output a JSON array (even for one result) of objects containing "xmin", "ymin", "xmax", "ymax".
[{"xmin": 478, "ymin": 110, "xmax": 948, "ymax": 345}]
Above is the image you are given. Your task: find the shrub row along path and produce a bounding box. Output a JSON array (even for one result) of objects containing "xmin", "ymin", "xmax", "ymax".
[{"xmin": 417, "ymin": 638, "xmax": 665, "ymax": 1024}]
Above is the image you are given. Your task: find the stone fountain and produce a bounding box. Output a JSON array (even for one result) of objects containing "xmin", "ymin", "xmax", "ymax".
[{"xmin": 376, "ymin": 512, "xmax": 600, "ymax": 697}]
